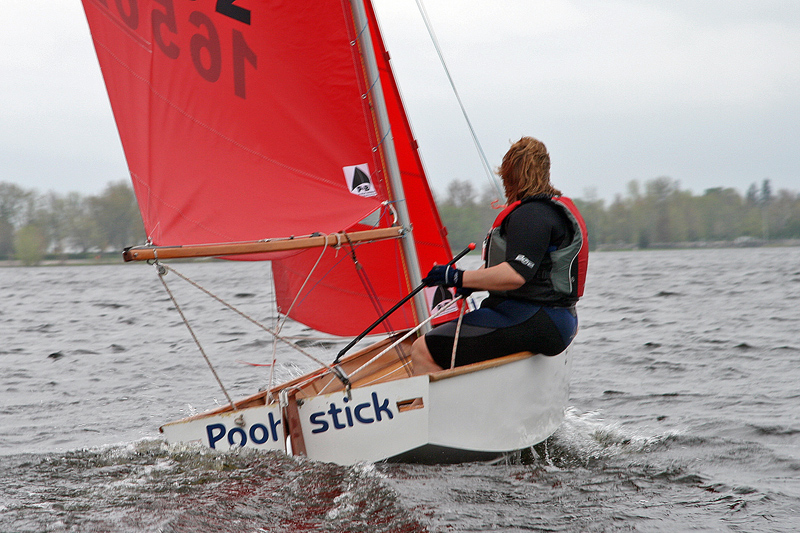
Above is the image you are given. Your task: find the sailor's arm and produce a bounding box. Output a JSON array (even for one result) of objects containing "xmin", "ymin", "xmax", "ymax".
[{"xmin": 461, "ymin": 262, "xmax": 525, "ymax": 291}]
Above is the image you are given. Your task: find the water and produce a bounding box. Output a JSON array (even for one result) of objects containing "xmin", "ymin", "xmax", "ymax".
[{"xmin": 1, "ymin": 248, "xmax": 799, "ymax": 532}]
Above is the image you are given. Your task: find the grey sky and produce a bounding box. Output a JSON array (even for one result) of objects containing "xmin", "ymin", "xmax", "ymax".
[{"xmin": 2, "ymin": 0, "xmax": 798, "ymax": 202}]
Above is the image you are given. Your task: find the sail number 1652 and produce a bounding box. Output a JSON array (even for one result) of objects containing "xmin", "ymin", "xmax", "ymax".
[{"xmin": 97, "ymin": 0, "xmax": 257, "ymax": 99}]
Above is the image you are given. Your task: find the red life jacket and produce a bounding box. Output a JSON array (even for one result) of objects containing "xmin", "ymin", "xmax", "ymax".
[{"xmin": 484, "ymin": 195, "xmax": 588, "ymax": 298}]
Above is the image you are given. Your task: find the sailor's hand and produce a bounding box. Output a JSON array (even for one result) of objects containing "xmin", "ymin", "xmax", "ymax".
[
  {"xmin": 422, "ymin": 265, "xmax": 464, "ymax": 288},
  {"xmin": 455, "ymin": 287, "xmax": 474, "ymax": 298}
]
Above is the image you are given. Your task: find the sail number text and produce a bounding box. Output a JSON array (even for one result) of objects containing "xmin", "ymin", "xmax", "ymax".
[{"xmin": 94, "ymin": 0, "xmax": 257, "ymax": 99}]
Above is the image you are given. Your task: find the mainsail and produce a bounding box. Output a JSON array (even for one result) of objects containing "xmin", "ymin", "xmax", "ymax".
[{"xmin": 82, "ymin": 0, "xmax": 453, "ymax": 335}]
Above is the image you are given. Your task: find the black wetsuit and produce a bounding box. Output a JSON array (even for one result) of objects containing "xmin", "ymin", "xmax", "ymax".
[{"xmin": 424, "ymin": 197, "xmax": 579, "ymax": 368}]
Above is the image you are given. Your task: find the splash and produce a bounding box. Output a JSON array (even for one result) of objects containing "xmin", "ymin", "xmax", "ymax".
[{"xmin": 538, "ymin": 407, "xmax": 679, "ymax": 467}]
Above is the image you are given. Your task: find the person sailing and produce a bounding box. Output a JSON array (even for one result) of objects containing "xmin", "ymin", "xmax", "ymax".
[{"xmin": 410, "ymin": 136, "xmax": 588, "ymax": 374}]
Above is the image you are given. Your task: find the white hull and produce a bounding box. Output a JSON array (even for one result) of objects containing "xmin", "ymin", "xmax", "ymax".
[{"xmin": 160, "ymin": 338, "xmax": 571, "ymax": 465}]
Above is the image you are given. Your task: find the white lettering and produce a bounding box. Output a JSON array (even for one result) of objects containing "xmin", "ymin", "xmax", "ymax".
[{"xmin": 515, "ymin": 254, "xmax": 535, "ymax": 269}]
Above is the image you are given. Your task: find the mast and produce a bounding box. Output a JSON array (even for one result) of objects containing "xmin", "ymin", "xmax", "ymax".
[{"xmin": 349, "ymin": 0, "xmax": 430, "ymax": 328}]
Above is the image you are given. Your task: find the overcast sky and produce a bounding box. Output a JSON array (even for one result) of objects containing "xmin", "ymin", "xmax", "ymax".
[{"xmin": 2, "ymin": 0, "xmax": 798, "ymax": 203}]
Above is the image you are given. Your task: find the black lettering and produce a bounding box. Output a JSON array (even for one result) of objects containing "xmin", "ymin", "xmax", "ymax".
[
  {"xmin": 227, "ymin": 427, "xmax": 247, "ymax": 447},
  {"xmin": 310, "ymin": 411, "xmax": 329, "ymax": 434},
  {"xmin": 328, "ymin": 403, "xmax": 346, "ymax": 430},
  {"xmin": 216, "ymin": 0, "xmax": 251, "ymax": 25},
  {"xmin": 189, "ymin": 11, "xmax": 222, "ymax": 83},
  {"xmin": 248, "ymin": 424, "xmax": 269, "ymax": 445},
  {"xmin": 354, "ymin": 402, "xmax": 374, "ymax": 424},
  {"xmin": 232, "ymin": 29, "xmax": 257, "ymax": 99},
  {"xmin": 115, "ymin": 0, "xmax": 139, "ymax": 29},
  {"xmin": 152, "ymin": 0, "xmax": 180, "ymax": 59},
  {"xmin": 372, "ymin": 392, "xmax": 393, "ymax": 421},
  {"xmin": 268, "ymin": 411, "xmax": 281, "ymax": 441},
  {"xmin": 206, "ymin": 423, "xmax": 226, "ymax": 449},
  {"xmin": 343, "ymin": 397, "xmax": 354, "ymax": 427}
]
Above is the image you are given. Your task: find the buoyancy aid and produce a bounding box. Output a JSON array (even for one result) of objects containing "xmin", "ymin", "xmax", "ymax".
[{"xmin": 483, "ymin": 195, "xmax": 588, "ymax": 300}]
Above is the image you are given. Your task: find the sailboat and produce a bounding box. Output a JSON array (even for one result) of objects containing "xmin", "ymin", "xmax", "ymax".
[{"xmin": 81, "ymin": 0, "xmax": 572, "ymax": 464}]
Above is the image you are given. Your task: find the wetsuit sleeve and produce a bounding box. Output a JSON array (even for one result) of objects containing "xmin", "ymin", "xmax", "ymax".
[{"xmin": 503, "ymin": 202, "xmax": 565, "ymax": 282}]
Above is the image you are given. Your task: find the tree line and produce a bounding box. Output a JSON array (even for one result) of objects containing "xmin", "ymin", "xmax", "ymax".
[
  {"xmin": 0, "ymin": 181, "xmax": 143, "ymax": 264},
  {"xmin": 2, "ymin": 176, "xmax": 798, "ymax": 265},
  {"xmin": 435, "ymin": 177, "xmax": 800, "ymax": 252}
]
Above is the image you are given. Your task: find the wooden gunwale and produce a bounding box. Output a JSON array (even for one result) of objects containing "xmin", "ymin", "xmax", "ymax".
[{"xmin": 160, "ymin": 336, "xmax": 535, "ymax": 430}]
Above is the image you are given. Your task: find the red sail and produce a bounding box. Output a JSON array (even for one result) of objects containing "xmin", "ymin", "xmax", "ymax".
[
  {"xmin": 82, "ymin": 0, "xmax": 453, "ymax": 335},
  {"xmin": 272, "ymin": 2, "xmax": 455, "ymax": 335}
]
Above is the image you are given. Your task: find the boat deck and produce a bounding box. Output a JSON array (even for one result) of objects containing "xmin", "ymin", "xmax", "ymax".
[{"xmin": 166, "ymin": 333, "xmax": 534, "ymax": 425}]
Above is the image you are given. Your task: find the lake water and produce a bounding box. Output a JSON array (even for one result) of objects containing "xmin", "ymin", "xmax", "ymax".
[{"xmin": 1, "ymin": 248, "xmax": 799, "ymax": 532}]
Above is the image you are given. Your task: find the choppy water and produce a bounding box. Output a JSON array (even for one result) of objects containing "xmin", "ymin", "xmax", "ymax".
[{"xmin": 1, "ymin": 248, "xmax": 799, "ymax": 532}]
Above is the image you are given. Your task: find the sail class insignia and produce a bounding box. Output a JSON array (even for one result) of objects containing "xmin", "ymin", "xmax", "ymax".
[{"xmin": 344, "ymin": 164, "xmax": 377, "ymax": 198}]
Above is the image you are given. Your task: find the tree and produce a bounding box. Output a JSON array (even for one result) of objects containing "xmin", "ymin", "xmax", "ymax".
[
  {"xmin": 88, "ymin": 181, "xmax": 144, "ymax": 251},
  {"xmin": 745, "ymin": 183, "xmax": 759, "ymax": 206},
  {"xmin": 760, "ymin": 179, "xmax": 772, "ymax": 206},
  {"xmin": 644, "ymin": 177, "xmax": 679, "ymax": 243},
  {"xmin": 0, "ymin": 219, "xmax": 13, "ymax": 259},
  {"xmin": 63, "ymin": 193, "xmax": 99, "ymax": 253},
  {"xmin": 0, "ymin": 182, "xmax": 34, "ymax": 229},
  {"xmin": 0, "ymin": 182, "xmax": 35, "ymax": 259},
  {"xmin": 14, "ymin": 224, "xmax": 47, "ymax": 265},
  {"xmin": 573, "ymin": 190, "xmax": 605, "ymax": 251},
  {"xmin": 699, "ymin": 188, "xmax": 743, "ymax": 240}
]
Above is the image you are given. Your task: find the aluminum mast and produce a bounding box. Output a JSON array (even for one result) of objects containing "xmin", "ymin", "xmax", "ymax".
[{"xmin": 349, "ymin": 0, "xmax": 430, "ymax": 329}]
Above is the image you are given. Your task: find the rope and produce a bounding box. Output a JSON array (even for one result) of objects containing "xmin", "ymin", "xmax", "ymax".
[
  {"xmin": 277, "ymin": 238, "xmax": 329, "ymax": 329},
  {"xmin": 413, "ymin": 0, "xmax": 503, "ymax": 199},
  {"xmin": 333, "ymin": 294, "xmax": 464, "ymax": 390},
  {"xmin": 344, "ymin": 233, "xmax": 413, "ymax": 377},
  {"xmin": 450, "ymin": 299, "xmax": 468, "ymax": 370},
  {"xmin": 156, "ymin": 263, "xmax": 332, "ymax": 370},
  {"xmin": 154, "ymin": 263, "xmax": 237, "ymax": 410},
  {"xmin": 267, "ymin": 241, "xmax": 330, "ymax": 395}
]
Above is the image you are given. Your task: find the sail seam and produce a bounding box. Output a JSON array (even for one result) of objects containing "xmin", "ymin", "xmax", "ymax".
[
  {"xmin": 87, "ymin": 0, "xmax": 152, "ymax": 52},
  {"xmin": 94, "ymin": 34, "xmax": 375, "ymax": 242}
]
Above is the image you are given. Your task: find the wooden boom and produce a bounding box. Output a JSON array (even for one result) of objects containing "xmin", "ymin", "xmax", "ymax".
[{"xmin": 122, "ymin": 226, "xmax": 405, "ymax": 262}]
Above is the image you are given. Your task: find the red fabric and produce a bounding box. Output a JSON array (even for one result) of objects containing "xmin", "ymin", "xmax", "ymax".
[
  {"xmin": 273, "ymin": 1, "xmax": 457, "ymax": 334},
  {"xmin": 491, "ymin": 201, "xmax": 521, "ymax": 229},
  {"xmin": 83, "ymin": 0, "xmax": 387, "ymax": 248},
  {"xmin": 83, "ymin": 0, "xmax": 454, "ymax": 335}
]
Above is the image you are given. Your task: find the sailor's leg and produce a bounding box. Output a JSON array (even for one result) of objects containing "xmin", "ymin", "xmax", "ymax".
[{"xmin": 410, "ymin": 336, "xmax": 444, "ymax": 374}]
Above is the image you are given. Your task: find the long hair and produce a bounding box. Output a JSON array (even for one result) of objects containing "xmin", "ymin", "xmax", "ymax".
[{"xmin": 497, "ymin": 137, "xmax": 561, "ymax": 202}]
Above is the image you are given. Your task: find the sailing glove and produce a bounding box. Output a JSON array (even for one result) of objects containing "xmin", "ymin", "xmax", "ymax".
[
  {"xmin": 422, "ymin": 265, "xmax": 464, "ymax": 288},
  {"xmin": 455, "ymin": 287, "xmax": 474, "ymax": 298}
]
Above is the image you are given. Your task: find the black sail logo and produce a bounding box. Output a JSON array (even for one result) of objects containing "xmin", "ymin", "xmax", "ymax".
[{"xmin": 344, "ymin": 165, "xmax": 377, "ymax": 198}]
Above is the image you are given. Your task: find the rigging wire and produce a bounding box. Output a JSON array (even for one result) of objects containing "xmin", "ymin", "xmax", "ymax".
[
  {"xmin": 412, "ymin": 0, "xmax": 504, "ymax": 199},
  {"xmin": 320, "ymin": 294, "xmax": 464, "ymax": 395},
  {"xmin": 268, "ymin": 241, "xmax": 329, "ymax": 394},
  {"xmin": 343, "ymin": 232, "xmax": 413, "ymax": 376},
  {"xmin": 153, "ymin": 262, "xmax": 237, "ymax": 410},
  {"xmin": 155, "ymin": 262, "xmax": 332, "ymax": 371}
]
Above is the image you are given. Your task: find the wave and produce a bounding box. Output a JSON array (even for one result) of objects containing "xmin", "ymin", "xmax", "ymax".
[{"xmin": 0, "ymin": 440, "xmax": 427, "ymax": 533}]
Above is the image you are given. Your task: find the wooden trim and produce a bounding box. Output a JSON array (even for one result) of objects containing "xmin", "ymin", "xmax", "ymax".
[
  {"xmin": 428, "ymin": 352, "xmax": 534, "ymax": 382},
  {"xmin": 282, "ymin": 390, "xmax": 307, "ymax": 457},
  {"xmin": 159, "ymin": 336, "xmax": 403, "ymax": 426},
  {"xmin": 122, "ymin": 226, "xmax": 404, "ymax": 262}
]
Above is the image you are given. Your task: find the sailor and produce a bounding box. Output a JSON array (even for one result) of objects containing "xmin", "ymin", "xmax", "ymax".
[{"xmin": 410, "ymin": 136, "xmax": 588, "ymax": 374}]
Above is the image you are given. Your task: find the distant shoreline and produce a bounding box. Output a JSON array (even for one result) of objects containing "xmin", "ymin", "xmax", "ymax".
[
  {"xmin": 2, "ymin": 239, "xmax": 799, "ymax": 268},
  {"xmin": 0, "ymin": 254, "xmax": 217, "ymax": 268},
  {"xmin": 0, "ymin": 256, "xmax": 124, "ymax": 268},
  {"xmin": 594, "ymin": 238, "xmax": 800, "ymax": 252}
]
